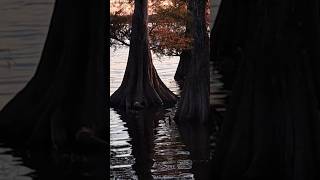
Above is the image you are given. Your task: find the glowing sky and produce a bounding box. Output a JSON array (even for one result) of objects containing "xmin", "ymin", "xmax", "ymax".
[
  {"xmin": 110, "ymin": 0, "xmax": 133, "ymax": 14},
  {"xmin": 110, "ymin": 0, "xmax": 172, "ymax": 15}
]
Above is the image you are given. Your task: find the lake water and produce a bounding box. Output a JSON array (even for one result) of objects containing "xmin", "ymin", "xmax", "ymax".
[
  {"xmin": 110, "ymin": 48, "xmax": 191, "ymax": 179},
  {"xmin": 110, "ymin": 47, "xmax": 227, "ymax": 179}
]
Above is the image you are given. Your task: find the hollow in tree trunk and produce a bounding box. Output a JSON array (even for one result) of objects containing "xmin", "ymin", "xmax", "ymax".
[
  {"xmin": 110, "ymin": 0, "xmax": 177, "ymax": 110},
  {"xmin": 175, "ymin": 0, "xmax": 210, "ymax": 123}
]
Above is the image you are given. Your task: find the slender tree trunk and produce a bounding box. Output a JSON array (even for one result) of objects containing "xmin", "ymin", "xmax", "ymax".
[
  {"xmin": 175, "ymin": 0, "xmax": 210, "ymax": 123},
  {"xmin": 174, "ymin": 0, "xmax": 192, "ymax": 82},
  {"xmin": 110, "ymin": 0, "xmax": 177, "ymax": 110},
  {"xmin": 174, "ymin": 49, "xmax": 191, "ymax": 82},
  {"xmin": 0, "ymin": 0, "xmax": 106, "ymax": 150}
]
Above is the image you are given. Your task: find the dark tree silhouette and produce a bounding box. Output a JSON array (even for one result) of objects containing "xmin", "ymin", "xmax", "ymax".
[
  {"xmin": 0, "ymin": 0, "xmax": 106, "ymax": 151},
  {"xmin": 210, "ymin": 0, "xmax": 246, "ymax": 90},
  {"xmin": 174, "ymin": 0, "xmax": 192, "ymax": 82},
  {"xmin": 209, "ymin": 29, "xmax": 214, "ymax": 63},
  {"xmin": 211, "ymin": 0, "xmax": 320, "ymax": 179},
  {"xmin": 110, "ymin": 0, "xmax": 177, "ymax": 110},
  {"xmin": 174, "ymin": 49, "xmax": 191, "ymax": 82},
  {"xmin": 175, "ymin": 0, "xmax": 210, "ymax": 123}
]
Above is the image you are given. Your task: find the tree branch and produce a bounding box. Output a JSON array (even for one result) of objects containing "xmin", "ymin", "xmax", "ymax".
[{"xmin": 110, "ymin": 36, "xmax": 130, "ymax": 46}]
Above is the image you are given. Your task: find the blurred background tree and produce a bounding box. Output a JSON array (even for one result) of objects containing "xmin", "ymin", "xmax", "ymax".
[{"xmin": 110, "ymin": 0, "xmax": 192, "ymax": 57}]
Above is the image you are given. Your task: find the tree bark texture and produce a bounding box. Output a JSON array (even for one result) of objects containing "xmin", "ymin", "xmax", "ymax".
[
  {"xmin": 174, "ymin": 0, "xmax": 192, "ymax": 82},
  {"xmin": 175, "ymin": 0, "xmax": 210, "ymax": 123},
  {"xmin": 0, "ymin": 0, "xmax": 106, "ymax": 151},
  {"xmin": 110, "ymin": 0, "xmax": 177, "ymax": 110},
  {"xmin": 211, "ymin": 0, "xmax": 320, "ymax": 179}
]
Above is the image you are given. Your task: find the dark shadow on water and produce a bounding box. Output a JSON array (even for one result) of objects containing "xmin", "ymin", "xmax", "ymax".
[
  {"xmin": 176, "ymin": 121, "xmax": 212, "ymax": 180},
  {"xmin": 115, "ymin": 108, "xmax": 163, "ymax": 179},
  {"xmin": 113, "ymin": 106, "xmax": 218, "ymax": 179},
  {"xmin": 0, "ymin": 137, "xmax": 106, "ymax": 180}
]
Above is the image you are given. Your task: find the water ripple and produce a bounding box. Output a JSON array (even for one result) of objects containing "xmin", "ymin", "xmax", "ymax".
[{"xmin": 110, "ymin": 47, "xmax": 194, "ymax": 179}]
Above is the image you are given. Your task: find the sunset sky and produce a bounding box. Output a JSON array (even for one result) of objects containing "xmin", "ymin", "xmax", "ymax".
[
  {"xmin": 110, "ymin": 0, "xmax": 133, "ymax": 14},
  {"xmin": 110, "ymin": 0, "xmax": 216, "ymax": 28},
  {"xmin": 110, "ymin": 0, "xmax": 172, "ymax": 15}
]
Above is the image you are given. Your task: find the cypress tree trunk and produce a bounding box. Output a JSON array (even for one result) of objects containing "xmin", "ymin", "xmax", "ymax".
[
  {"xmin": 211, "ymin": 0, "xmax": 320, "ymax": 179},
  {"xmin": 210, "ymin": 0, "xmax": 249, "ymax": 90},
  {"xmin": 0, "ymin": 0, "xmax": 106, "ymax": 150},
  {"xmin": 175, "ymin": 0, "xmax": 210, "ymax": 123},
  {"xmin": 110, "ymin": 0, "xmax": 177, "ymax": 110},
  {"xmin": 174, "ymin": 49, "xmax": 191, "ymax": 82},
  {"xmin": 210, "ymin": 29, "xmax": 214, "ymax": 62},
  {"xmin": 174, "ymin": 0, "xmax": 192, "ymax": 82}
]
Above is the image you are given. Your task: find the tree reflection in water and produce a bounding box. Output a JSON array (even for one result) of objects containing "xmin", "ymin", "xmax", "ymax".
[
  {"xmin": 177, "ymin": 122, "xmax": 211, "ymax": 180},
  {"xmin": 116, "ymin": 107, "xmax": 194, "ymax": 179},
  {"xmin": 115, "ymin": 107, "xmax": 215, "ymax": 179}
]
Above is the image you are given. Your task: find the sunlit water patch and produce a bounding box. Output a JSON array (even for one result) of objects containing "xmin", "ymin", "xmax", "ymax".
[
  {"xmin": 0, "ymin": 0, "xmax": 54, "ymax": 110},
  {"xmin": 0, "ymin": 146, "xmax": 34, "ymax": 180}
]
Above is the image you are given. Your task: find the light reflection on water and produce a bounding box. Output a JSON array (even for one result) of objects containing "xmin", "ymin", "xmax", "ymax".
[
  {"xmin": 110, "ymin": 46, "xmax": 228, "ymax": 179},
  {"xmin": 110, "ymin": 47, "xmax": 195, "ymax": 179},
  {"xmin": 0, "ymin": 0, "xmax": 54, "ymax": 109},
  {"xmin": 0, "ymin": 147, "xmax": 33, "ymax": 180}
]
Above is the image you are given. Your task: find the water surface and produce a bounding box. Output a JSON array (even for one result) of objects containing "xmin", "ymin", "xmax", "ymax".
[
  {"xmin": 110, "ymin": 48, "xmax": 194, "ymax": 179},
  {"xmin": 110, "ymin": 47, "xmax": 228, "ymax": 179},
  {"xmin": 0, "ymin": 0, "xmax": 54, "ymax": 109}
]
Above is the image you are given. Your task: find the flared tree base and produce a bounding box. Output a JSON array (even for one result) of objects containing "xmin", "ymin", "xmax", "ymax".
[{"xmin": 110, "ymin": 73, "xmax": 177, "ymax": 110}]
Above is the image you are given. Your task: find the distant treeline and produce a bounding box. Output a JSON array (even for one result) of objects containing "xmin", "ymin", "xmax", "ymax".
[{"xmin": 110, "ymin": 14, "xmax": 176, "ymax": 24}]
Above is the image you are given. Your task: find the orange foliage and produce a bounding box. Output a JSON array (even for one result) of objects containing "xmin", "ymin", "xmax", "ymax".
[{"xmin": 111, "ymin": 0, "xmax": 212, "ymax": 56}]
